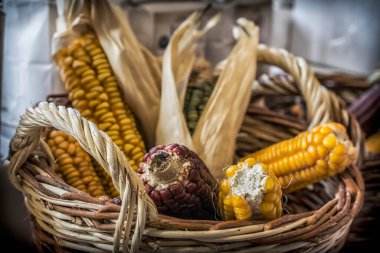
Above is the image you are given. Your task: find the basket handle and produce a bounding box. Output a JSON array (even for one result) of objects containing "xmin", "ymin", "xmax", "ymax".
[
  {"xmin": 7, "ymin": 102, "xmax": 158, "ymax": 253},
  {"xmin": 256, "ymin": 44, "xmax": 337, "ymax": 127},
  {"xmin": 255, "ymin": 44, "xmax": 363, "ymax": 162}
]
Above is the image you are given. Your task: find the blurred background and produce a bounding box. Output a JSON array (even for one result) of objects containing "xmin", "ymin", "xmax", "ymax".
[{"xmin": 0, "ymin": 0, "xmax": 379, "ymax": 251}]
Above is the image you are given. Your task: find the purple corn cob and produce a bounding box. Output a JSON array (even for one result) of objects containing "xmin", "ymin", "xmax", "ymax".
[{"xmin": 138, "ymin": 144, "xmax": 217, "ymax": 219}]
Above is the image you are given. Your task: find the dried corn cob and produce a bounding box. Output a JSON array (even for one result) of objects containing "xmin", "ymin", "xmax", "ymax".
[
  {"xmin": 366, "ymin": 131, "xmax": 380, "ymax": 154},
  {"xmin": 92, "ymin": 161, "xmax": 119, "ymax": 198},
  {"xmin": 47, "ymin": 130, "xmax": 106, "ymax": 197},
  {"xmin": 243, "ymin": 123, "xmax": 357, "ymax": 193},
  {"xmin": 138, "ymin": 144, "xmax": 217, "ymax": 219},
  {"xmin": 54, "ymin": 32, "xmax": 146, "ymax": 171},
  {"xmin": 184, "ymin": 58, "xmax": 214, "ymax": 134},
  {"xmin": 219, "ymin": 158, "xmax": 282, "ymax": 220}
]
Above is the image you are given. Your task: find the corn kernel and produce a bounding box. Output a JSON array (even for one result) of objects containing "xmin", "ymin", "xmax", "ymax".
[
  {"xmin": 323, "ymin": 134, "xmax": 337, "ymax": 149},
  {"xmin": 265, "ymin": 177, "xmax": 275, "ymax": 192},
  {"xmin": 220, "ymin": 179, "xmax": 230, "ymax": 194},
  {"xmin": 245, "ymin": 158, "xmax": 256, "ymax": 167},
  {"xmin": 226, "ymin": 165, "xmax": 239, "ymax": 178},
  {"xmin": 260, "ymin": 202, "xmax": 274, "ymax": 214},
  {"xmin": 231, "ymin": 195, "xmax": 247, "ymax": 207},
  {"xmin": 317, "ymin": 146, "xmax": 329, "ymax": 158},
  {"xmin": 329, "ymin": 153, "xmax": 344, "ymax": 164}
]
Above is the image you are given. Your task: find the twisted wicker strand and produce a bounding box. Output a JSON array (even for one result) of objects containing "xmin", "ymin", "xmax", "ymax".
[
  {"xmin": 253, "ymin": 73, "xmax": 298, "ymax": 95},
  {"xmin": 8, "ymin": 102, "xmax": 158, "ymax": 253}
]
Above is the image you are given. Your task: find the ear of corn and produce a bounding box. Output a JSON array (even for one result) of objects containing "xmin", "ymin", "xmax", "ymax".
[
  {"xmin": 365, "ymin": 131, "xmax": 380, "ymax": 154},
  {"xmin": 218, "ymin": 158, "xmax": 282, "ymax": 221},
  {"xmin": 243, "ymin": 123, "xmax": 357, "ymax": 193},
  {"xmin": 184, "ymin": 58, "xmax": 214, "ymax": 134},
  {"xmin": 138, "ymin": 144, "xmax": 217, "ymax": 219},
  {"xmin": 47, "ymin": 130, "xmax": 106, "ymax": 197},
  {"xmin": 92, "ymin": 161, "xmax": 119, "ymax": 198},
  {"xmin": 54, "ymin": 32, "xmax": 146, "ymax": 171}
]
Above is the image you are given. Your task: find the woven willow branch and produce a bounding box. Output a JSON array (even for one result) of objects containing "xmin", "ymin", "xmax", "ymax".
[{"xmin": 7, "ymin": 102, "xmax": 158, "ymax": 253}]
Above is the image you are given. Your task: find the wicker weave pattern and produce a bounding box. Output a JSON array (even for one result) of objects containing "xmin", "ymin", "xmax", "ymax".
[{"xmin": 7, "ymin": 45, "xmax": 364, "ymax": 252}]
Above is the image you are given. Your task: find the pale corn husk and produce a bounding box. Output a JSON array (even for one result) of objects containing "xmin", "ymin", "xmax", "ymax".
[
  {"xmin": 157, "ymin": 15, "xmax": 259, "ymax": 179},
  {"xmin": 155, "ymin": 13, "xmax": 220, "ymax": 149},
  {"xmin": 193, "ymin": 19, "xmax": 259, "ymax": 178}
]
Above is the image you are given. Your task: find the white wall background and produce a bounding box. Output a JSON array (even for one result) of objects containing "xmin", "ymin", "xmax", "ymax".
[{"xmin": 289, "ymin": 0, "xmax": 380, "ymax": 75}]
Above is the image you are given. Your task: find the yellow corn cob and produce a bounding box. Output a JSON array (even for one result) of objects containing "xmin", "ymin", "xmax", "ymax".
[
  {"xmin": 243, "ymin": 123, "xmax": 357, "ymax": 193},
  {"xmin": 219, "ymin": 158, "xmax": 282, "ymax": 221},
  {"xmin": 92, "ymin": 161, "xmax": 119, "ymax": 198},
  {"xmin": 365, "ymin": 131, "xmax": 380, "ymax": 154},
  {"xmin": 54, "ymin": 32, "xmax": 146, "ymax": 171},
  {"xmin": 47, "ymin": 130, "xmax": 106, "ymax": 197}
]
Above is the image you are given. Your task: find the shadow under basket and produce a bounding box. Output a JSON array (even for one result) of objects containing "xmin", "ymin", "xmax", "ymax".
[{"xmin": 7, "ymin": 44, "xmax": 364, "ymax": 252}]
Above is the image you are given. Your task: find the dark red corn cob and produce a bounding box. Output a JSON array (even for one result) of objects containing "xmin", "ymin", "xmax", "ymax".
[{"xmin": 138, "ymin": 144, "xmax": 217, "ymax": 219}]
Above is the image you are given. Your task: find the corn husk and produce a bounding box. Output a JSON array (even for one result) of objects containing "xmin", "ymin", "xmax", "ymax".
[{"xmin": 157, "ymin": 15, "xmax": 259, "ymax": 179}]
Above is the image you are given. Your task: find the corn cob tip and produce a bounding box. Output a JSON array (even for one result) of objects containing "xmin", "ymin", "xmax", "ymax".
[
  {"xmin": 219, "ymin": 159, "xmax": 282, "ymax": 221},
  {"xmin": 322, "ymin": 122, "xmax": 357, "ymax": 174}
]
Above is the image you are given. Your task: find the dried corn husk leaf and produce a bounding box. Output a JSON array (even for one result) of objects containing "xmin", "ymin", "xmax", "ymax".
[
  {"xmin": 156, "ymin": 13, "xmax": 220, "ymax": 148},
  {"xmin": 193, "ymin": 18, "xmax": 259, "ymax": 178},
  {"xmin": 157, "ymin": 15, "xmax": 259, "ymax": 179}
]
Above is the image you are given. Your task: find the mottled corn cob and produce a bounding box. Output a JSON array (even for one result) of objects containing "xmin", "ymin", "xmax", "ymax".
[
  {"xmin": 219, "ymin": 158, "xmax": 282, "ymax": 221},
  {"xmin": 243, "ymin": 123, "xmax": 357, "ymax": 193},
  {"xmin": 54, "ymin": 32, "xmax": 145, "ymax": 171},
  {"xmin": 184, "ymin": 58, "xmax": 214, "ymax": 134},
  {"xmin": 47, "ymin": 130, "xmax": 106, "ymax": 197},
  {"xmin": 138, "ymin": 144, "xmax": 217, "ymax": 219}
]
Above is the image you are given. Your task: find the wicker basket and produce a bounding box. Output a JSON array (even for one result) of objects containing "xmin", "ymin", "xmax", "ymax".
[{"xmin": 7, "ymin": 44, "xmax": 364, "ymax": 252}]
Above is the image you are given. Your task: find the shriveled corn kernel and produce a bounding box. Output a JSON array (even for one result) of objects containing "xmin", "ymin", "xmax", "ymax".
[
  {"xmin": 219, "ymin": 159, "xmax": 282, "ymax": 221},
  {"xmin": 54, "ymin": 32, "xmax": 146, "ymax": 171},
  {"xmin": 243, "ymin": 123, "xmax": 357, "ymax": 193}
]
